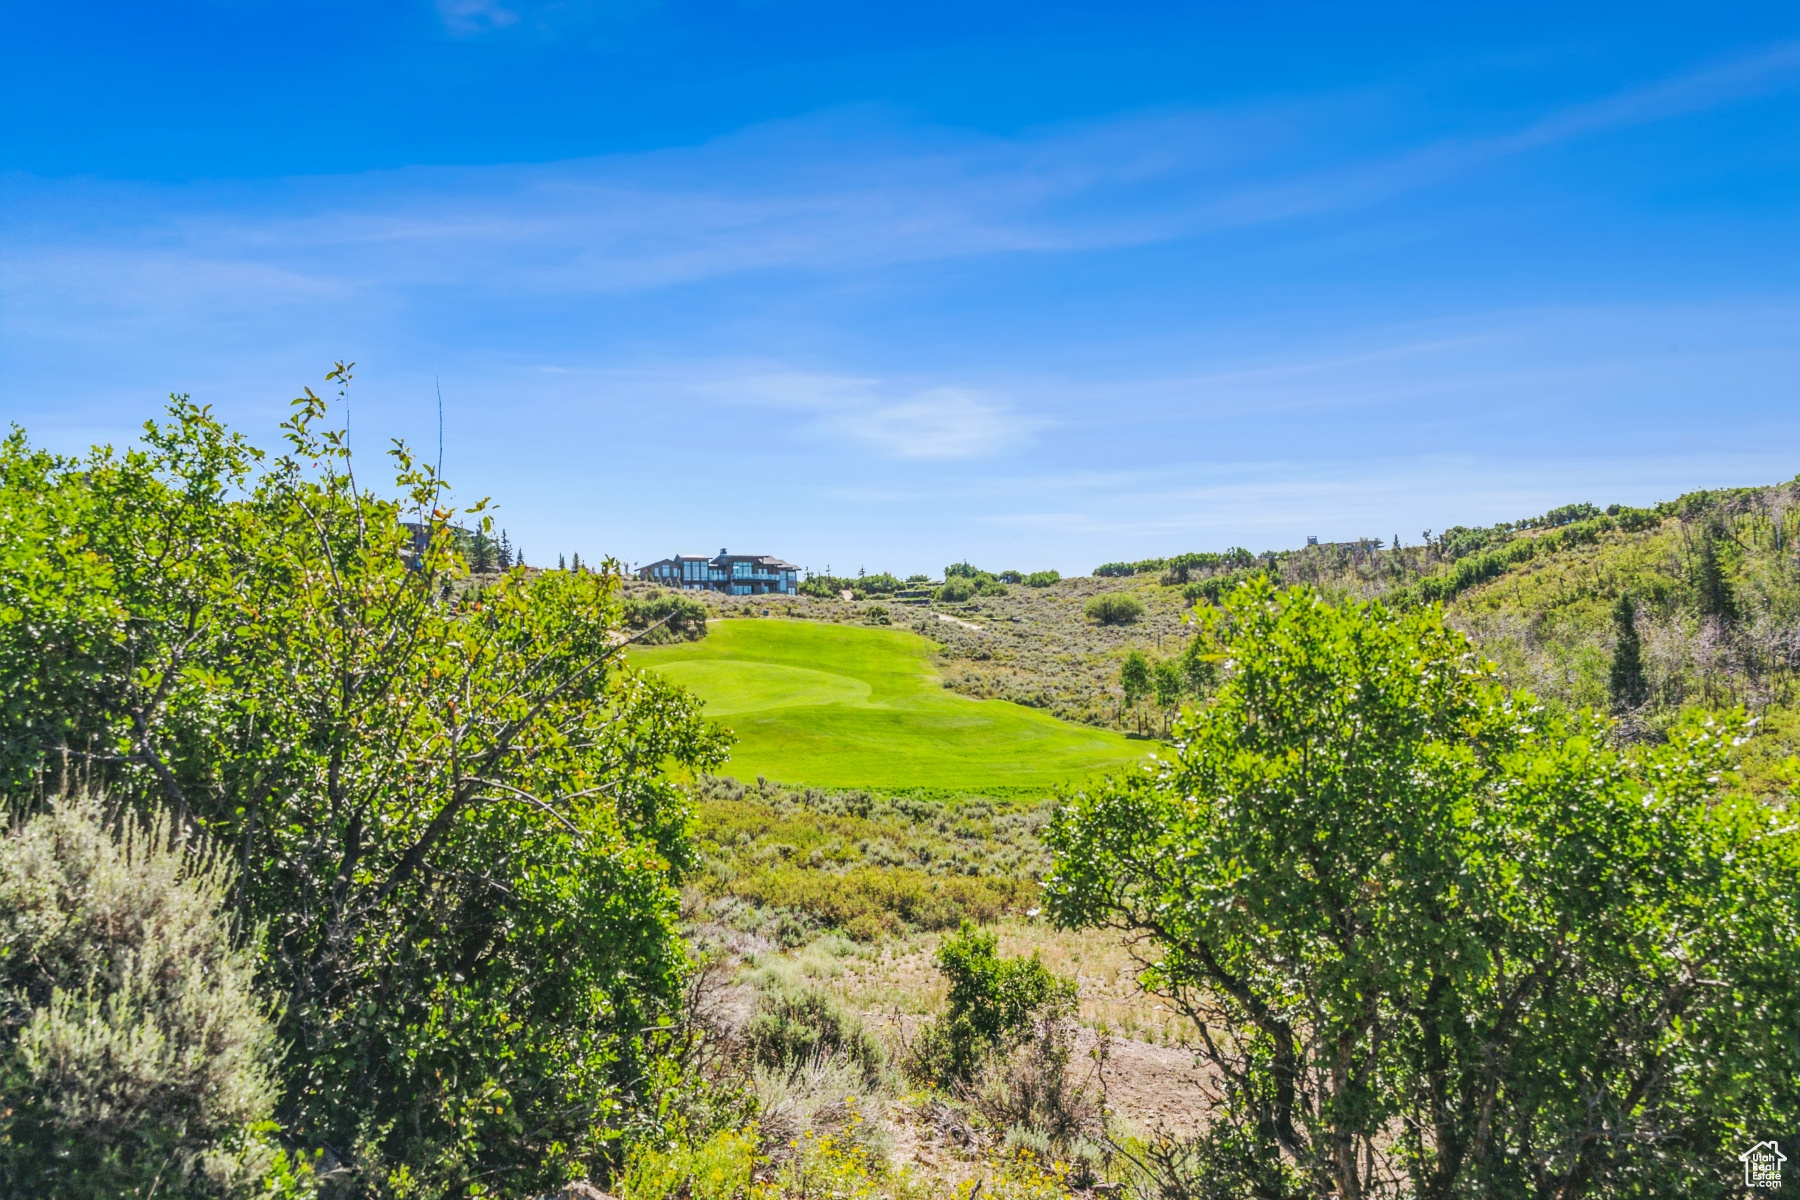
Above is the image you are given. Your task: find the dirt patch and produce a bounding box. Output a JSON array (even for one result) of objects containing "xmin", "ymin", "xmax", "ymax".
[{"xmin": 1090, "ymin": 1029, "xmax": 1213, "ymax": 1138}]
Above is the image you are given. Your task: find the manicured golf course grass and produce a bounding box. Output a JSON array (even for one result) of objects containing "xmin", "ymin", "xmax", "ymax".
[{"xmin": 631, "ymin": 618, "xmax": 1148, "ymax": 789}]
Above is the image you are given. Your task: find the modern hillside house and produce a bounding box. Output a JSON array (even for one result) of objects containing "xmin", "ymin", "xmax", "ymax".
[{"xmin": 637, "ymin": 549, "xmax": 800, "ymax": 595}]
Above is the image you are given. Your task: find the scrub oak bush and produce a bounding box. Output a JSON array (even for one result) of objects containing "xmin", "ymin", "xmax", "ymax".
[
  {"xmin": 936, "ymin": 578, "xmax": 977, "ymax": 603},
  {"xmin": 1082, "ymin": 594, "xmax": 1143, "ymax": 626},
  {"xmin": 624, "ymin": 590, "xmax": 710, "ymax": 643},
  {"xmin": 906, "ymin": 922, "xmax": 1075, "ymax": 1085},
  {"xmin": 1046, "ymin": 580, "xmax": 1800, "ymax": 1199}
]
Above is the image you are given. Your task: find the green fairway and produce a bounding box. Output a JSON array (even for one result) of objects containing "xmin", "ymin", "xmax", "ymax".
[{"xmin": 631, "ymin": 618, "xmax": 1148, "ymax": 789}]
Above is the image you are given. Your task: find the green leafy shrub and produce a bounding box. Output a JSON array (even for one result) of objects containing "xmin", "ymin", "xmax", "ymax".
[
  {"xmin": 1097, "ymin": 549, "xmax": 1253, "ymax": 579},
  {"xmin": 625, "ymin": 590, "xmax": 710, "ymax": 643},
  {"xmin": 799, "ymin": 575, "xmax": 847, "ymax": 599},
  {"xmin": 0, "ymin": 796, "xmax": 306, "ymax": 1200},
  {"xmin": 937, "ymin": 563, "xmax": 1010, "ymax": 601},
  {"xmin": 936, "ymin": 578, "xmax": 975, "ymax": 603},
  {"xmin": 1082, "ymin": 594, "xmax": 1143, "ymax": 625},
  {"xmin": 745, "ymin": 985, "xmax": 884, "ymax": 1083},
  {"xmin": 1023, "ymin": 571, "xmax": 1060, "ymax": 588},
  {"xmin": 1046, "ymin": 579, "xmax": 1800, "ymax": 1198},
  {"xmin": 0, "ymin": 377, "xmax": 729, "ymax": 1195},
  {"xmin": 907, "ymin": 922, "xmax": 1075, "ymax": 1084},
  {"xmin": 1606, "ymin": 503, "xmax": 1661, "ymax": 531},
  {"xmin": 1180, "ymin": 566, "xmax": 1270, "ymax": 606}
]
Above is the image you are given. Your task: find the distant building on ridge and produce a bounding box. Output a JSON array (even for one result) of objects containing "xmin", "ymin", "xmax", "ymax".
[{"xmin": 636, "ymin": 548, "xmax": 799, "ymax": 595}]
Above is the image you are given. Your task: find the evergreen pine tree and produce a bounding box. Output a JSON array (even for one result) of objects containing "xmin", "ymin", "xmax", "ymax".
[
  {"xmin": 1695, "ymin": 522, "xmax": 1737, "ymax": 622},
  {"xmin": 572, "ymin": 552, "xmax": 582, "ymax": 573},
  {"xmin": 498, "ymin": 529, "xmax": 513, "ymax": 571},
  {"xmin": 1609, "ymin": 593, "xmax": 1649, "ymax": 713},
  {"xmin": 558, "ymin": 553, "xmax": 566, "ymax": 570}
]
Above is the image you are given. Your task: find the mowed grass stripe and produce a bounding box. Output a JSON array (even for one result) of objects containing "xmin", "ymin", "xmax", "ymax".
[{"xmin": 630, "ymin": 618, "xmax": 1147, "ymax": 788}]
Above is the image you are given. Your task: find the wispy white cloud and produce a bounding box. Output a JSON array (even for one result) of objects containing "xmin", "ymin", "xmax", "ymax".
[
  {"xmin": 1499, "ymin": 40, "xmax": 1800, "ymax": 148},
  {"xmin": 435, "ymin": 0, "xmax": 662, "ymax": 38},
  {"xmin": 831, "ymin": 389, "xmax": 1028, "ymax": 460},
  {"xmin": 692, "ymin": 370, "xmax": 1040, "ymax": 459},
  {"xmin": 1189, "ymin": 41, "xmax": 1800, "ymax": 228},
  {"xmin": 9, "ymin": 39, "xmax": 1796, "ymax": 320},
  {"xmin": 437, "ymin": 0, "xmax": 520, "ymax": 35}
]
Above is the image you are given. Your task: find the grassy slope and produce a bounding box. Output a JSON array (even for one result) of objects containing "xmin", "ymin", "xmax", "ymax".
[
  {"xmin": 664, "ymin": 578, "xmax": 1198, "ymax": 731},
  {"xmin": 632, "ymin": 617, "xmax": 1147, "ymax": 788}
]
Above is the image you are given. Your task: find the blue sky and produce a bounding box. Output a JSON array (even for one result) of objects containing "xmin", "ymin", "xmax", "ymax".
[{"xmin": 4, "ymin": 2, "xmax": 1798, "ymax": 575}]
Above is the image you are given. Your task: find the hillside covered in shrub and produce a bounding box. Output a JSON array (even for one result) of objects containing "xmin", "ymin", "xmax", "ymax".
[{"xmin": 706, "ymin": 478, "xmax": 1800, "ymax": 761}]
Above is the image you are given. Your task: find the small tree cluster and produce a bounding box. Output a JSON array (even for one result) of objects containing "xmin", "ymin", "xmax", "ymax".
[
  {"xmin": 1095, "ymin": 548, "xmax": 1255, "ymax": 580},
  {"xmin": 1119, "ymin": 636, "xmax": 1215, "ymax": 734},
  {"xmin": 938, "ymin": 562, "xmax": 1010, "ymax": 602},
  {"xmin": 465, "ymin": 526, "xmax": 518, "ymax": 573},
  {"xmin": 1182, "ymin": 564, "xmax": 1275, "ymax": 606},
  {"xmin": 800, "ymin": 571, "xmax": 906, "ymax": 600}
]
